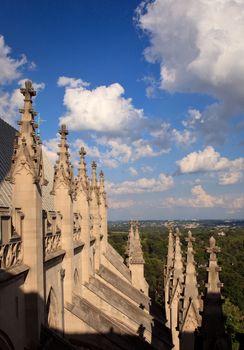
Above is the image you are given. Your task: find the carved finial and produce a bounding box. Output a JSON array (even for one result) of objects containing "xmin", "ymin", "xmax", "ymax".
[
  {"xmin": 91, "ymin": 161, "xmax": 97, "ymax": 187},
  {"xmin": 76, "ymin": 146, "xmax": 88, "ymax": 192},
  {"xmin": 207, "ymin": 236, "xmax": 221, "ymax": 261},
  {"xmin": 175, "ymin": 227, "xmax": 181, "ymax": 237},
  {"xmin": 7, "ymin": 80, "xmax": 47, "ymax": 185},
  {"xmin": 206, "ymin": 236, "xmax": 223, "ymax": 293},
  {"xmin": 51, "ymin": 124, "xmax": 73, "ymax": 195},
  {"xmin": 92, "ymin": 161, "xmax": 97, "ymax": 170},
  {"xmin": 99, "ymin": 169, "xmax": 106, "ymax": 200},
  {"xmin": 80, "ymin": 146, "xmax": 86, "ymax": 158},
  {"xmin": 60, "ymin": 124, "xmax": 68, "ymax": 137},
  {"xmin": 20, "ymin": 80, "xmax": 36, "ymax": 102}
]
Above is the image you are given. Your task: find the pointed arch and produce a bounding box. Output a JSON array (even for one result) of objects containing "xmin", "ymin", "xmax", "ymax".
[{"xmin": 46, "ymin": 287, "xmax": 58, "ymax": 330}]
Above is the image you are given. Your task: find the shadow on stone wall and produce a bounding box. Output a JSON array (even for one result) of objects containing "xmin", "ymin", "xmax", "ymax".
[{"xmin": 0, "ymin": 269, "xmax": 172, "ymax": 350}]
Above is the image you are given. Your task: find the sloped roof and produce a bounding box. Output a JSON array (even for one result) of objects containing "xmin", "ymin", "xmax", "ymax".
[{"xmin": 0, "ymin": 117, "xmax": 54, "ymax": 211}]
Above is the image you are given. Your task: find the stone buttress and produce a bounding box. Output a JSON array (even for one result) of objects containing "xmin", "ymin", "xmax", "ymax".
[
  {"xmin": 51, "ymin": 124, "xmax": 74, "ymax": 304},
  {"xmin": 7, "ymin": 81, "xmax": 47, "ymax": 348},
  {"xmin": 170, "ymin": 228, "xmax": 184, "ymax": 350},
  {"xmin": 199, "ymin": 236, "xmax": 231, "ymax": 350},
  {"xmin": 179, "ymin": 231, "xmax": 201, "ymax": 350}
]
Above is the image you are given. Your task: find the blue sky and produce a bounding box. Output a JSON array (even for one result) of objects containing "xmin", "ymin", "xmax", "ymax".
[{"xmin": 0, "ymin": 0, "xmax": 244, "ymax": 220}]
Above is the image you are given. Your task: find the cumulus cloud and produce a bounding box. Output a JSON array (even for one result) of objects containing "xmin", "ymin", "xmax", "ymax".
[
  {"xmin": 107, "ymin": 173, "xmax": 174, "ymax": 194},
  {"xmin": 163, "ymin": 185, "xmax": 223, "ymax": 208},
  {"xmin": 0, "ymin": 35, "xmax": 27, "ymax": 84},
  {"xmin": 137, "ymin": 0, "xmax": 244, "ymax": 142},
  {"xmin": 58, "ymin": 76, "xmax": 144, "ymax": 134},
  {"xmin": 172, "ymin": 129, "xmax": 196, "ymax": 147},
  {"xmin": 57, "ymin": 76, "xmax": 90, "ymax": 88},
  {"xmin": 177, "ymin": 146, "xmax": 244, "ymax": 174},
  {"xmin": 42, "ymin": 136, "xmax": 59, "ymax": 164},
  {"xmin": 218, "ymin": 171, "xmax": 243, "ymax": 185},
  {"xmin": 128, "ymin": 167, "xmax": 138, "ymax": 176},
  {"xmin": 150, "ymin": 122, "xmax": 195, "ymax": 149},
  {"xmin": 0, "ymin": 79, "xmax": 45, "ymax": 125},
  {"xmin": 73, "ymin": 136, "xmax": 165, "ymax": 168},
  {"xmin": 163, "ymin": 185, "xmax": 244, "ymax": 213},
  {"xmin": 141, "ymin": 165, "xmax": 154, "ymax": 173}
]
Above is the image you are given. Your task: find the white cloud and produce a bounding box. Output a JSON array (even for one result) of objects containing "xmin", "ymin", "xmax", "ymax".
[
  {"xmin": 57, "ymin": 76, "xmax": 90, "ymax": 88},
  {"xmin": 163, "ymin": 185, "xmax": 244, "ymax": 213},
  {"xmin": 73, "ymin": 136, "xmax": 164, "ymax": 169},
  {"xmin": 177, "ymin": 146, "xmax": 244, "ymax": 174},
  {"xmin": 128, "ymin": 167, "xmax": 138, "ymax": 176},
  {"xmin": 137, "ymin": 0, "xmax": 244, "ymax": 142},
  {"xmin": 141, "ymin": 165, "xmax": 154, "ymax": 173},
  {"xmin": 0, "ymin": 89, "xmax": 22, "ymax": 125},
  {"xmin": 218, "ymin": 171, "xmax": 243, "ymax": 185},
  {"xmin": 109, "ymin": 199, "xmax": 135, "ymax": 209},
  {"xmin": 107, "ymin": 173, "xmax": 174, "ymax": 194},
  {"xmin": 0, "ymin": 35, "xmax": 27, "ymax": 84},
  {"xmin": 163, "ymin": 185, "xmax": 223, "ymax": 208},
  {"xmin": 58, "ymin": 77, "xmax": 144, "ymax": 134},
  {"xmin": 172, "ymin": 129, "xmax": 196, "ymax": 147},
  {"xmin": 0, "ymin": 79, "xmax": 45, "ymax": 125},
  {"xmin": 42, "ymin": 136, "xmax": 59, "ymax": 164},
  {"xmin": 150, "ymin": 122, "xmax": 195, "ymax": 149},
  {"xmin": 191, "ymin": 185, "xmax": 223, "ymax": 208}
]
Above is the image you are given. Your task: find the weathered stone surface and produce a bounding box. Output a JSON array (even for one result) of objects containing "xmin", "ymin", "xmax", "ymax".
[
  {"xmin": 97, "ymin": 264, "xmax": 150, "ymax": 311},
  {"xmin": 104, "ymin": 244, "xmax": 131, "ymax": 282},
  {"xmin": 68, "ymin": 295, "xmax": 155, "ymax": 350},
  {"xmin": 86, "ymin": 276, "xmax": 152, "ymax": 330}
]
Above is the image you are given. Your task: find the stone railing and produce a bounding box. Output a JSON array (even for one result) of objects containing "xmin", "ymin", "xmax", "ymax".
[
  {"xmin": 44, "ymin": 232, "xmax": 61, "ymax": 256},
  {"xmin": 0, "ymin": 239, "xmax": 23, "ymax": 269}
]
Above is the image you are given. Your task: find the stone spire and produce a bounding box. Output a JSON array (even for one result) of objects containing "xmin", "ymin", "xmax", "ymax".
[
  {"xmin": 198, "ymin": 237, "xmax": 231, "ymax": 350},
  {"xmin": 170, "ymin": 227, "xmax": 184, "ymax": 350},
  {"xmin": 172, "ymin": 228, "xmax": 184, "ymax": 287},
  {"xmin": 164, "ymin": 227, "xmax": 175, "ymax": 326},
  {"xmin": 206, "ymin": 236, "xmax": 223, "ymax": 293},
  {"xmin": 165, "ymin": 227, "xmax": 174, "ymax": 281},
  {"xmin": 130, "ymin": 221, "xmax": 144, "ymax": 264},
  {"xmin": 183, "ymin": 231, "xmax": 200, "ymax": 308},
  {"xmin": 77, "ymin": 146, "xmax": 88, "ymax": 190},
  {"xmin": 51, "ymin": 124, "xmax": 73, "ymax": 195},
  {"xmin": 129, "ymin": 221, "xmax": 148, "ymax": 295},
  {"xmin": 125, "ymin": 221, "xmax": 135, "ymax": 266},
  {"xmin": 8, "ymin": 80, "xmax": 46, "ymax": 185},
  {"xmin": 99, "ymin": 170, "xmax": 107, "ymax": 205},
  {"xmin": 7, "ymin": 80, "xmax": 46, "ymax": 346},
  {"xmin": 91, "ymin": 161, "xmax": 98, "ymax": 189},
  {"xmin": 179, "ymin": 231, "xmax": 201, "ymax": 350}
]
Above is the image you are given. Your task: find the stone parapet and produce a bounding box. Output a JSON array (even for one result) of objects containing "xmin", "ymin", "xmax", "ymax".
[{"xmin": 0, "ymin": 239, "xmax": 23, "ymax": 270}]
